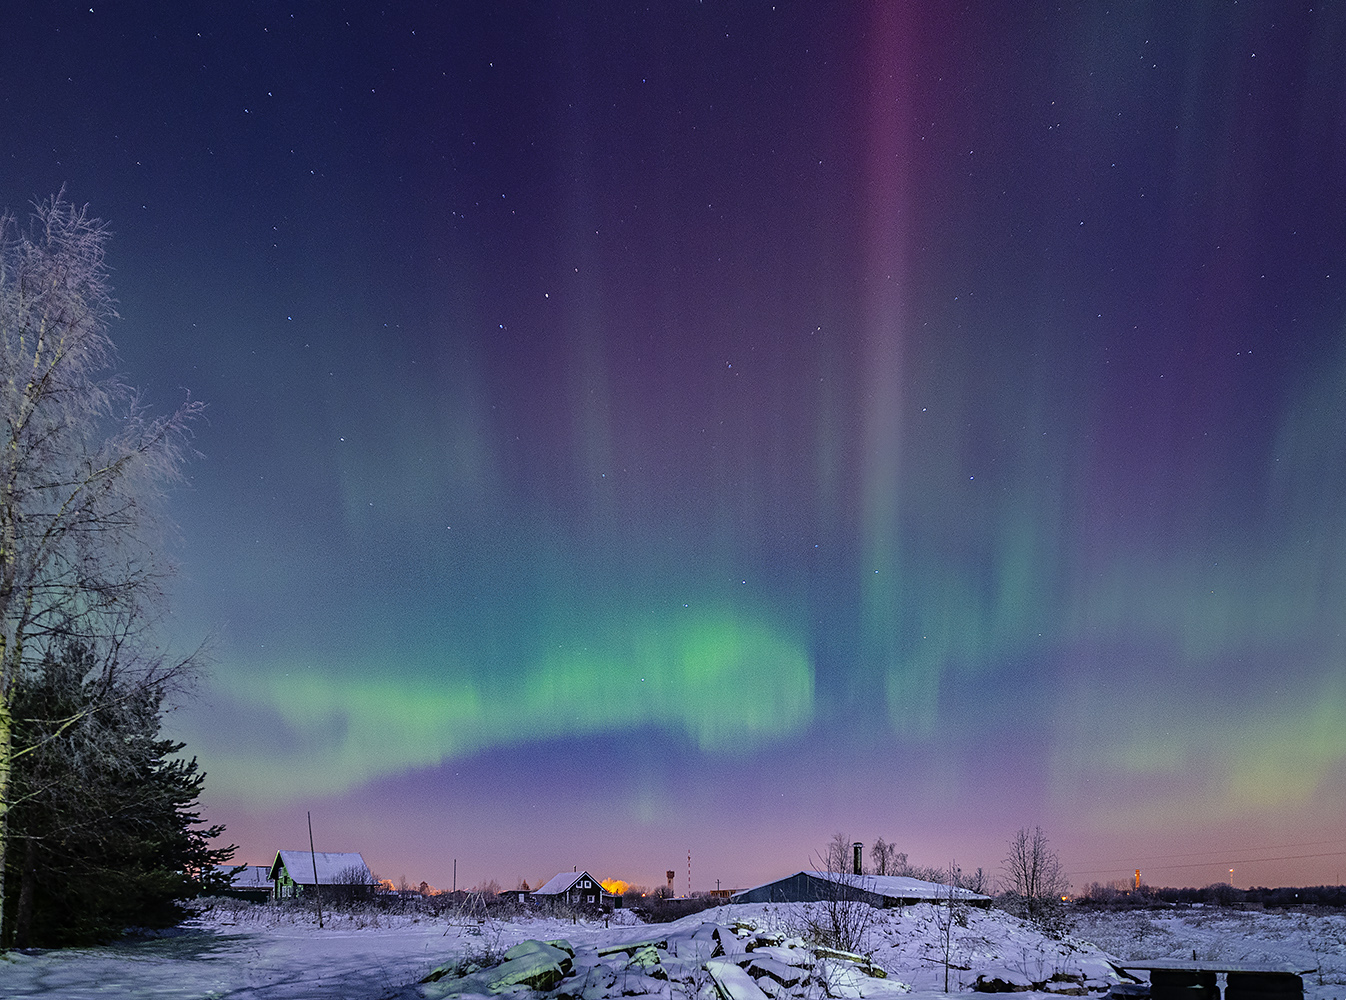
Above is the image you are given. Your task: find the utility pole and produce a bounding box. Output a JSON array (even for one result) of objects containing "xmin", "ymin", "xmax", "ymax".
[{"xmin": 308, "ymin": 811, "xmax": 324, "ymax": 929}]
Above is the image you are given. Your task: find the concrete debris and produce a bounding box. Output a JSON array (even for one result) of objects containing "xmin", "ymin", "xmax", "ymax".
[
  {"xmin": 421, "ymin": 939, "xmax": 574, "ymax": 994},
  {"xmin": 706, "ymin": 958, "xmax": 772, "ymax": 1000},
  {"xmin": 416, "ymin": 919, "xmax": 910, "ymax": 1000}
]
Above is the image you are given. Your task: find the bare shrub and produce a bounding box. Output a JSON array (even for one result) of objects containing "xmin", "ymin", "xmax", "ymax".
[
  {"xmin": 1001, "ymin": 826, "xmax": 1070, "ymax": 933},
  {"xmin": 326, "ymin": 865, "xmax": 376, "ymax": 908},
  {"xmin": 787, "ymin": 837, "xmax": 878, "ymax": 955}
]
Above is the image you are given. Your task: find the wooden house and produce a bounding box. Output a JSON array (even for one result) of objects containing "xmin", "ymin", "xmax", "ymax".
[
  {"xmin": 212, "ymin": 864, "xmax": 273, "ymax": 903},
  {"xmin": 531, "ymin": 871, "xmax": 617, "ymax": 909},
  {"xmin": 268, "ymin": 850, "xmax": 374, "ymax": 900}
]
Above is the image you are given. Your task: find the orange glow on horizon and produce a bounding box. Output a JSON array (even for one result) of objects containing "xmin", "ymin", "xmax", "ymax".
[{"xmin": 601, "ymin": 879, "xmax": 631, "ymax": 895}]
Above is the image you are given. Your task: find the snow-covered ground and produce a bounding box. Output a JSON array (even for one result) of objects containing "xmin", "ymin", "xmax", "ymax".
[
  {"xmin": 1071, "ymin": 908, "xmax": 1346, "ymax": 1000},
  {"xmin": 0, "ymin": 900, "xmax": 1341, "ymax": 1000}
]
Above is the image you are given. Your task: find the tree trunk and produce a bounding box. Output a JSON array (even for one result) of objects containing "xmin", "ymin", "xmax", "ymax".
[
  {"xmin": 13, "ymin": 835, "xmax": 36, "ymax": 949},
  {"xmin": 0, "ymin": 692, "xmax": 11, "ymax": 948}
]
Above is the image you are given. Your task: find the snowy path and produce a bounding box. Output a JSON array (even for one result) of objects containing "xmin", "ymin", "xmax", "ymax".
[{"xmin": 0, "ymin": 922, "xmax": 452, "ymax": 999}]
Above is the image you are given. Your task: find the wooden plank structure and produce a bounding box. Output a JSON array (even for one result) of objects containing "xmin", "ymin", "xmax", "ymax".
[{"xmin": 1117, "ymin": 960, "xmax": 1312, "ymax": 1000}]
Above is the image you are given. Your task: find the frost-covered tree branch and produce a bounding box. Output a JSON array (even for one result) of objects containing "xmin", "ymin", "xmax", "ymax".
[{"xmin": 0, "ymin": 192, "xmax": 205, "ymax": 944}]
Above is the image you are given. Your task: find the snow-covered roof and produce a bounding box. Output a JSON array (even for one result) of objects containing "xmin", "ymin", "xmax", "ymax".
[
  {"xmin": 732, "ymin": 871, "xmax": 990, "ymax": 902},
  {"xmin": 217, "ymin": 864, "xmax": 272, "ymax": 889},
  {"xmin": 269, "ymin": 851, "xmax": 373, "ymax": 886},
  {"xmin": 532, "ymin": 871, "xmax": 610, "ymax": 896},
  {"xmin": 807, "ymin": 872, "xmax": 991, "ymax": 901}
]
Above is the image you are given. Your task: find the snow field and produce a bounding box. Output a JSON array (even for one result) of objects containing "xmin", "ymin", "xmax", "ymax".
[
  {"xmin": 0, "ymin": 899, "xmax": 1342, "ymax": 1000},
  {"xmin": 1071, "ymin": 909, "xmax": 1346, "ymax": 999}
]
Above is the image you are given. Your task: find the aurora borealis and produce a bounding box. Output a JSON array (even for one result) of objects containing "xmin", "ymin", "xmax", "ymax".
[{"xmin": 3, "ymin": 3, "xmax": 1346, "ymax": 894}]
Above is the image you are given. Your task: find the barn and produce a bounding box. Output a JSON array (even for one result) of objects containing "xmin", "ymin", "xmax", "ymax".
[{"xmin": 730, "ymin": 871, "xmax": 992, "ymax": 908}]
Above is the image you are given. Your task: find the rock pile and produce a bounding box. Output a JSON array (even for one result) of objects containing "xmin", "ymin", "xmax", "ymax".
[{"xmin": 416, "ymin": 920, "xmax": 911, "ymax": 1000}]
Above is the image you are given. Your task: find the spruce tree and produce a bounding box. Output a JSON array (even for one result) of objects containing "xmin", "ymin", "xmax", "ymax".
[{"xmin": 4, "ymin": 645, "xmax": 235, "ymax": 947}]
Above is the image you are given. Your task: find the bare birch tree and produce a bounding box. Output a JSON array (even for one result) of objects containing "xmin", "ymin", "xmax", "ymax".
[
  {"xmin": 0, "ymin": 193, "xmax": 202, "ymax": 941},
  {"xmin": 870, "ymin": 837, "xmax": 907, "ymax": 876},
  {"xmin": 823, "ymin": 832, "xmax": 853, "ymax": 874},
  {"xmin": 1000, "ymin": 826, "xmax": 1069, "ymax": 927}
]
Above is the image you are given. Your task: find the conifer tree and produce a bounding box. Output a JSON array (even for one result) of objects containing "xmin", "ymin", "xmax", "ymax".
[{"xmin": 5, "ymin": 644, "xmax": 234, "ymax": 946}]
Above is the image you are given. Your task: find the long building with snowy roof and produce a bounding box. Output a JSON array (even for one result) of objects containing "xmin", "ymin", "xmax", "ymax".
[{"xmin": 730, "ymin": 871, "xmax": 992, "ymax": 908}]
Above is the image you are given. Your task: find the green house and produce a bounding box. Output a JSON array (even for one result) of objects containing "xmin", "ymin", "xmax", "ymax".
[{"xmin": 269, "ymin": 850, "xmax": 374, "ymax": 900}]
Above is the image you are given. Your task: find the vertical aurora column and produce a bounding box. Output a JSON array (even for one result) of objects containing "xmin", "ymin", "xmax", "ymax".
[{"xmin": 858, "ymin": 1, "xmax": 922, "ymax": 723}]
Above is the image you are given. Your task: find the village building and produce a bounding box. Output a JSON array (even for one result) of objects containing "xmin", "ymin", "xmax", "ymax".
[
  {"xmin": 531, "ymin": 871, "xmax": 618, "ymax": 909},
  {"xmin": 268, "ymin": 850, "xmax": 375, "ymax": 900},
  {"xmin": 212, "ymin": 864, "xmax": 273, "ymax": 903},
  {"xmin": 730, "ymin": 871, "xmax": 992, "ymax": 908}
]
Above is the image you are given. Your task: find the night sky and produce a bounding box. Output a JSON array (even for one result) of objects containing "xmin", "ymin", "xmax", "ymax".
[{"xmin": 4, "ymin": 3, "xmax": 1346, "ymax": 895}]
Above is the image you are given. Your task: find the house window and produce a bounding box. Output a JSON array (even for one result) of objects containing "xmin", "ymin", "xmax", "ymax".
[
  {"xmin": 588, "ymin": 894, "xmax": 595, "ymax": 903},
  {"xmin": 583, "ymin": 880, "xmax": 591, "ymax": 888}
]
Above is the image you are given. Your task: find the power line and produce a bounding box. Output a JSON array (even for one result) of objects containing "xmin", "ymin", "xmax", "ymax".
[
  {"xmin": 1069, "ymin": 849, "xmax": 1346, "ymax": 879},
  {"xmin": 1071, "ymin": 838, "xmax": 1346, "ymax": 870}
]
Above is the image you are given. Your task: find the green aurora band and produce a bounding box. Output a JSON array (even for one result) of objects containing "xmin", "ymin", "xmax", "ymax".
[{"xmin": 211, "ymin": 610, "xmax": 814, "ymax": 801}]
